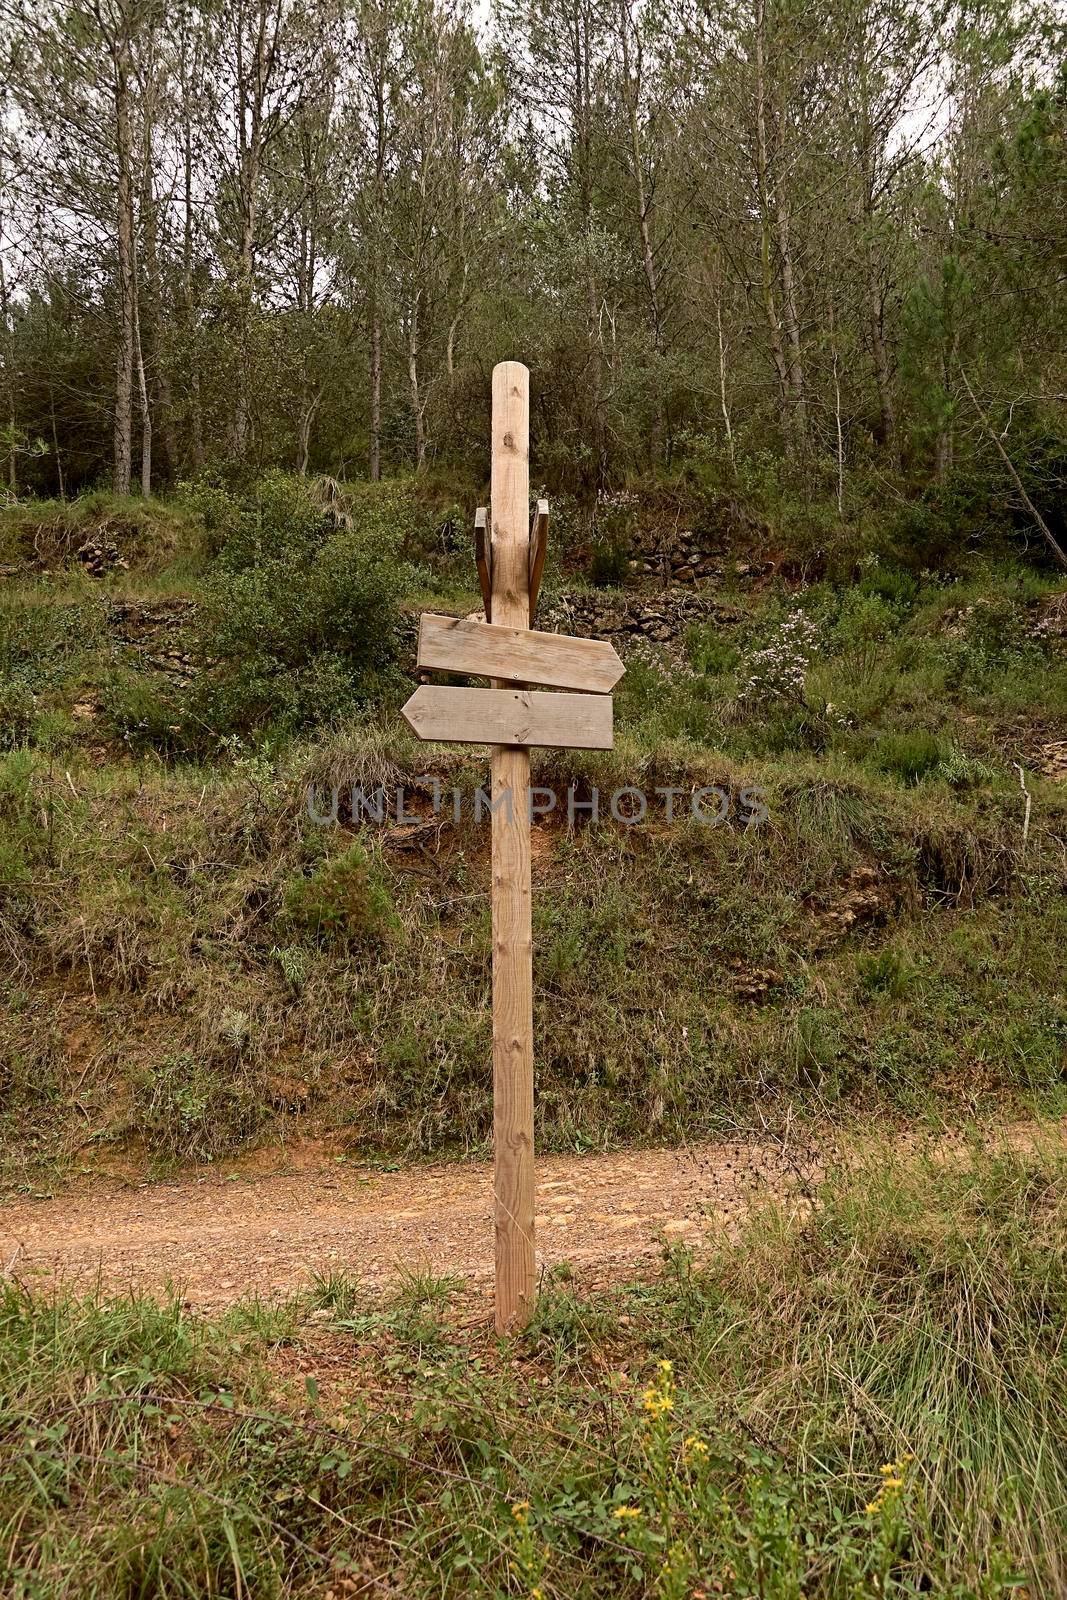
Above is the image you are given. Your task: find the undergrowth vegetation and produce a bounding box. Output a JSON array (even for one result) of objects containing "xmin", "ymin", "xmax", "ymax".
[{"xmin": 2, "ymin": 1145, "xmax": 1063, "ymax": 1595}]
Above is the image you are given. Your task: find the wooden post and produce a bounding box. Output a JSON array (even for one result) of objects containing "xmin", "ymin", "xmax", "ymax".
[
  {"xmin": 402, "ymin": 365, "xmax": 622, "ymax": 1334},
  {"xmin": 489, "ymin": 360, "xmax": 535, "ymax": 1333}
]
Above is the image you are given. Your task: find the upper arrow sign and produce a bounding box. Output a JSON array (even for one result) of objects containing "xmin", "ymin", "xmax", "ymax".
[
  {"xmin": 401, "ymin": 685, "xmax": 613, "ymax": 749},
  {"xmin": 418, "ymin": 613, "xmax": 624, "ymax": 694}
]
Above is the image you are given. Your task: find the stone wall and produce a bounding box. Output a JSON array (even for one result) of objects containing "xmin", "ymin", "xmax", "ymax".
[
  {"xmin": 625, "ymin": 521, "xmax": 773, "ymax": 589},
  {"xmin": 540, "ymin": 589, "xmax": 742, "ymax": 645},
  {"xmin": 628, "ymin": 523, "xmax": 725, "ymax": 584}
]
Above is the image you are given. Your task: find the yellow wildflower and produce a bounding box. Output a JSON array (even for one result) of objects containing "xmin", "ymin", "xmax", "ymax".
[{"xmin": 614, "ymin": 1505, "xmax": 643, "ymax": 1520}]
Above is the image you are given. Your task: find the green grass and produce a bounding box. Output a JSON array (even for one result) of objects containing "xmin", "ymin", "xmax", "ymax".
[{"xmin": 1, "ymin": 1143, "xmax": 1063, "ymax": 1595}]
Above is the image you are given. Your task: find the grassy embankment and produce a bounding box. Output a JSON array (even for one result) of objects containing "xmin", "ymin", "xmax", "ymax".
[{"xmin": 2, "ymin": 481, "xmax": 1067, "ymax": 1182}]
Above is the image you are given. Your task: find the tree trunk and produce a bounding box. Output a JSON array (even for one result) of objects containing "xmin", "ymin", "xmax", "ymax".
[
  {"xmin": 830, "ymin": 305, "xmax": 844, "ymax": 515},
  {"xmin": 0, "ymin": 248, "xmax": 16, "ymax": 491},
  {"xmin": 182, "ymin": 66, "xmax": 204, "ymax": 470},
  {"xmin": 716, "ymin": 293, "xmax": 734, "ymax": 468},
  {"xmin": 369, "ymin": 294, "xmax": 382, "ymax": 481},
  {"xmin": 296, "ymin": 387, "xmax": 317, "ymax": 476},
  {"xmin": 617, "ymin": 0, "xmax": 665, "ymax": 458},
  {"xmin": 776, "ymin": 192, "xmax": 807, "ymax": 450},
  {"xmin": 234, "ymin": 199, "xmax": 257, "ymax": 459},
  {"xmin": 113, "ymin": 44, "xmax": 136, "ymax": 496},
  {"xmin": 233, "ymin": 3, "xmax": 269, "ymax": 461},
  {"xmin": 751, "ymin": 0, "xmax": 806, "ymax": 454},
  {"xmin": 408, "ymin": 310, "xmax": 426, "ymax": 471},
  {"xmin": 49, "ymin": 379, "xmax": 65, "ymax": 499},
  {"xmin": 936, "ymin": 339, "xmax": 956, "ymax": 482},
  {"xmin": 141, "ymin": 154, "xmax": 177, "ymax": 480},
  {"xmin": 753, "ymin": 0, "xmax": 792, "ymax": 450},
  {"xmin": 133, "ymin": 248, "xmax": 151, "ymax": 496},
  {"xmin": 863, "ymin": 214, "xmax": 897, "ymax": 462}
]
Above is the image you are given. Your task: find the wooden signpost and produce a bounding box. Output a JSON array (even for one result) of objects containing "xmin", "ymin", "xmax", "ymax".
[
  {"xmin": 417, "ymin": 614, "xmax": 624, "ymax": 694},
  {"xmin": 401, "ymin": 360, "xmax": 624, "ymax": 1333},
  {"xmin": 402, "ymin": 686, "xmax": 614, "ymax": 749}
]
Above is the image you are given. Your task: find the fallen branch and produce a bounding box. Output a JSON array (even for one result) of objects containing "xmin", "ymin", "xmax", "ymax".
[{"xmin": 1013, "ymin": 762, "xmax": 1032, "ymax": 849}]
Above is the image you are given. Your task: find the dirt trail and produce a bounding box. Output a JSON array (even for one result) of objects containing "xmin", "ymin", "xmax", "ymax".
[
  {"xmin": 0, "ymin": 1140, "xmax": 796, "ymax": 1310},
  {"xmin": 2, "ymin": 1120, "xmax": 1060, "ymax": 1312}
]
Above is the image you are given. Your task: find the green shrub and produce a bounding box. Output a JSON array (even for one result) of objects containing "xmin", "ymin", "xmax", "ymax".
[
  {"xmin": 687, "ymin": 625, "xmax": 739, "ymax": 676},
  {"xmin": 885, "ymin": 498, "xmax": 958, "ymax": 570},
  {"xmin": 588, "ymin": 538, "xmax": 630, "ymax": 587},
  {"xmin": 0, "ymin": 676, "xmax": 37, "ymax": 748},
  {"xmin": 856, "ymin": 559, "xmax": 919, "ymax": 607},
  {"xmin": 281, "ymin": 842, "xmax": 398, "ymax": 947},
  {"xmin": 102, "ymin": 669, "xmax": 186, "ymax": 755},
  {"xmin": 936, "ymin": 744, "xmax": 994, "ymax": 789},
  {"xmin": 134, "ymin": 1050, "xmax": 267, "ymax": 1162},
  {"xmin": 833, "ymin": 590, "xmax": 898, "ymax": 680},
  {"xmin": 873, "ymin": 730, "xmax": 946, "ymax": 784},
  {"xmin": 189, "ymin": 475, "xmax": 411, "ymax": 742},
  {"xmin": 857, "ymin": 947, "xmax": 915, "ymax": 1000}
]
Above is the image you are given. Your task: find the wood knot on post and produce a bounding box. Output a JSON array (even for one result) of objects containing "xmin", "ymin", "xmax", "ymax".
[{"xmin": 503, "ymin": 431, "xmax": 514, "ymax": 448}]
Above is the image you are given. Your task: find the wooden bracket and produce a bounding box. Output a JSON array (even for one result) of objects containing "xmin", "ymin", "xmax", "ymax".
[
  {"xmin": 528, "ymin": 499, "xmax": 549, "ymax": 622},
  {"xmin": 475, "ymin": 506, "xmax": 492, "ymax": 620}
]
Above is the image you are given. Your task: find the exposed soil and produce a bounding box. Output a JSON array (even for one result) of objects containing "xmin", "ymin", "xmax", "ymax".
[
  {"xmin": 2, "ymin": 1119, "xmax": 1061, "ymax": 1314},
  {"xmin": 0, "ymin": 1139, "xmax": 808, "ymax": 1311}
]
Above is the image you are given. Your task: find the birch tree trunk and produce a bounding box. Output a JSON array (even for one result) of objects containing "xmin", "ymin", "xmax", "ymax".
[
  {"xmin": 232, "ymin": 0, "xmax": 273, "ymax": 461},
  {"xmin": 368, "ymin": 24, "xmax": 387, "ymax": 483},
  {"xmin": 617, "ymin": 0, "xmax": 661, "ymax": 344},
  {"xmin": 0, "ymin": 247, "xmax": 15, "ymax": 492},
  {"xmin": 716, "ymin": 292, "xmax": 735, "ymax": 468},
  {"xmin": 181, "ymin": 36, "xmax": 205, "ymax": 471}
]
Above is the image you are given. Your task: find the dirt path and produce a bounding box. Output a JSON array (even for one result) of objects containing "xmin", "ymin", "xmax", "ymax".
[
  {"xmin": 0, "ymin": 1139, "xmax": 797, "ymax": 1310},
  {"xmin": 2, "ymin": 1120, "xmax": 1061, "ymax": 1312}
]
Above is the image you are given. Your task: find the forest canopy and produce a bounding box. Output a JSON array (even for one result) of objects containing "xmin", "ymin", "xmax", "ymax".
[{"xmin": 0, "ymin": 0, "xmax": 1063, "ymax": 522}]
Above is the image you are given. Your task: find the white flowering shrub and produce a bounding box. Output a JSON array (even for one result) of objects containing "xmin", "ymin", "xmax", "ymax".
[{"xmin": 740, "ymin": 608, "xmax": 819, "ymax": 708}]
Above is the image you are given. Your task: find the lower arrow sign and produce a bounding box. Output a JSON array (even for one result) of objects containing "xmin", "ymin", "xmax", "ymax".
[{"xmin": 401, "ymin": 685, "xmax": 613, "ymax": 749}]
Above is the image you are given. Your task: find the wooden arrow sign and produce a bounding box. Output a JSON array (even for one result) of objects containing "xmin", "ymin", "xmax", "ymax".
[
  {"xmin": 401, "ymin": 685, "xmax": 613, "ymax": 749},
  {"xmin": 418, "ymin": 613, "xmax": 624, "ymax": 693}
]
